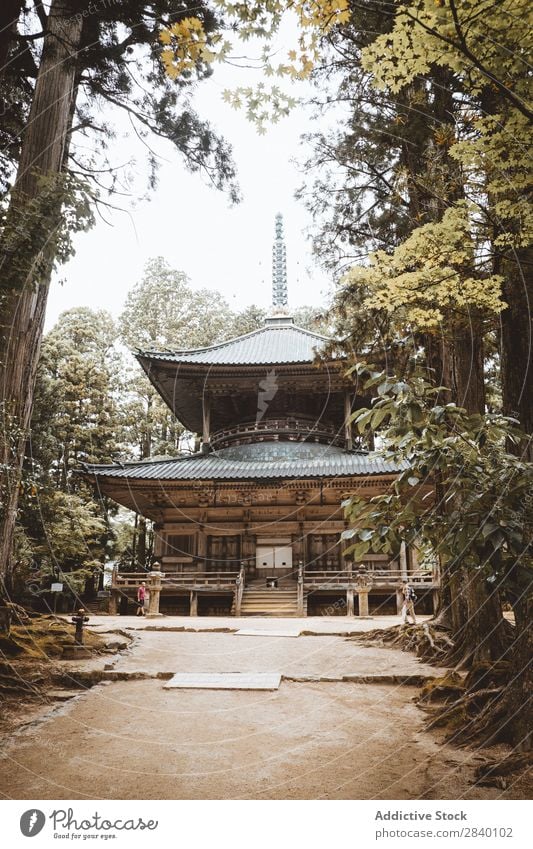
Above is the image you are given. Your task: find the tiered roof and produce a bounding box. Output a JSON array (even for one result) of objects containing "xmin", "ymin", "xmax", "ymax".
[
  {"xmin": 85, "ymin": 442, "xmax": 405, "ymax": 482},
  {"xmin": 136, "ymin": 316, "xmax": 334, "ymax": 367}
]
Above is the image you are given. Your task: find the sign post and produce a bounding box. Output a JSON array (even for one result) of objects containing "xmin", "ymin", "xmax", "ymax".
[{"xmin": 51, "ymin": 582, "xmax": 63, "ymax": 615}]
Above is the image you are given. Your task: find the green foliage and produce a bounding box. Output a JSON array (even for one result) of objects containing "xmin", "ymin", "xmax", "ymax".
[
  {"xmin": 342, "ymin": 203, "xmax": 505, "ymax": 330},
  {"xmin": 119, "ymin": 256, "xmax": 235, "ymax": 459},
  {"xmin": 0, "ymin": 2, "xmax": 239, "ymax": 200},
  {"xmin": 362, "ymin": 0, "xmax": 532, "ymax": 120},
  {"xmin": 0, "ymin": 173, "xmax": 95, "ymax": 294},
  {"xmin": 30, "ymin": 306, "xmax": 123, "ymax": 482},
  {"xmin": 120, "ymin": 256, "xmax": 234, "ymax": 352},
  {"xmin": 343, "ymin": 365, "xmax": 533, "ymax": 599},
  {"xmin": 12, "ymin": 307, "xmax": 123, "ymax": 590},
  {"xmin": 16, "ymin": 486, "xmax": 106, "ymax": 592}
]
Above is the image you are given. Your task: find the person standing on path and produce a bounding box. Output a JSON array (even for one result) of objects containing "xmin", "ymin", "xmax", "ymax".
[
  {"xmin": 136, "ymin": 581, "xmax": 147, "ymax": 616},
  {"xmin": 401, "ymin": 582, "xmax": 417, "ymax": 625}
]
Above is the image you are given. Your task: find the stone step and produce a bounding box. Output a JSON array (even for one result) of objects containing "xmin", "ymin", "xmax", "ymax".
[
  {"xmin": 241, "ymin": 604, "xmax": 296, "ymax": 612},
  {"xmin": 242, "ymin": 593, "xmax": 298, "ymax": 599},
  {"xmin": 242, "ymin": 589, "xmax": 298, "ymax": 595},
  {"xmin": 234, "ymin": 586, "xmax": 306, "ymax": 616}
]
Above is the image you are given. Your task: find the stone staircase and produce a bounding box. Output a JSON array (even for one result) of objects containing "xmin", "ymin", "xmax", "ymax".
[{"xmin": 236, "ymin": 582, "xmax": 305, "ymax": 617}]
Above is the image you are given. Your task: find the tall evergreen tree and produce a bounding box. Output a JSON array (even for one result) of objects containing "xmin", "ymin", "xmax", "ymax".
[{"xmin": 0, "ymin": 1, "xmax": 238, "ymax": 590}]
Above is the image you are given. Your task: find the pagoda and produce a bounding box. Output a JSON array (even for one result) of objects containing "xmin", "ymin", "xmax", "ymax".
[{"xmin": 85, "ymin": 216, "xmax": 438, "ymax": 617}]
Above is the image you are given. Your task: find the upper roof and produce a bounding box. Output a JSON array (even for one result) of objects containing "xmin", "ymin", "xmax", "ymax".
[{"xmin": 136, "ymin": 316, "xmax": 336, "ymax": 368}]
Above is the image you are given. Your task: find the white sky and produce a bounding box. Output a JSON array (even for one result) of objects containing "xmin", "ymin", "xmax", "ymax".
[{"xmin": 45, "ymin": 31, "xmax": 336, "ymax": 331}]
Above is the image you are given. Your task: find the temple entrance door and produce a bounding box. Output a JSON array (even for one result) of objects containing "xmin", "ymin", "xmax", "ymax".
[{"xmin": 255, "ymin": 541, "xmax": 293, "ymax": 580}]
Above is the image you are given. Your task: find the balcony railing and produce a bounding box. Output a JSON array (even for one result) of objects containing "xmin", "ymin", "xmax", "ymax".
[
  {"xmin": 210, "ymin": 417, "xmax": 344, "ymax": 449},
  {"xmin": 303, "ymin": 568, "xmax": 435, "ymax": 588},
  {"xmin": 112, "ymin": 569, "xmax": 239, "ymax": 591}
]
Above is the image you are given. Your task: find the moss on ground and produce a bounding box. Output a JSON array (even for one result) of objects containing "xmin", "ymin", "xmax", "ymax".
[{"xmin": 0, "ymin": 615, "xmax": 103, "ymax": 659}]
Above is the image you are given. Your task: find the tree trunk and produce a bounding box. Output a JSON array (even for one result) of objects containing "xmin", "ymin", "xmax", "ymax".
[
  {"xmin": 450, "ymin": 570, "xmax": 509, "ymax": 667},
  {"xmin": 500, "ymin": 246, "xmax": 533, "ymax": 459},
  {"xmin": 503, "ymin": 593, "xmax": 533, "ymax": 750},
  {"xmin": 0, "ymin": 0, "xmax": 83, "ymax": 591},
  {"xmin": 451, "ymin": 326, "xmax": 486, "ymax": 416}
]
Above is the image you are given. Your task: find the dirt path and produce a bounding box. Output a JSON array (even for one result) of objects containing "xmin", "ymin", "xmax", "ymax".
[{"xmin": 0, "ymin": 628, "xmax": 529, "ymax": 800}]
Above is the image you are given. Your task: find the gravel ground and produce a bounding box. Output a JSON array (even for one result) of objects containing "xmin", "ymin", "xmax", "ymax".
[{"xmin": 0, "ymin": 627, "xmax": 529, "ymax": 801}]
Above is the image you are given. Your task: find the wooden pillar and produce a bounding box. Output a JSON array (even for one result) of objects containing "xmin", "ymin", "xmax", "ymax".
[
  {"xmin": 190, "ymin": 590, "xmax": 198, "ymax": 616},
  {"xmin": 346, "ymin": 587, "xmax": 355, "ymax": 617},
  {"xmin": 399, "ymin": 541, "xmax": 408, "ymax": 582},
  {"xmin": 409, "ymin": 541, "xmax": 420, "ymax": 577},
  {"xmin": 299, "ymin": 523, "xmax": 306, "ymax": 567},
  {"xmin": 344, "ymin": 391, "xmax": 353, "ymax": 451},
  {"xmin": 242, "ymin": 532, "xmax": 254, "ymax": 578},
  {"xmin": 293, "ymin": 530, "xmax": 303, "ymax": 566},
  {"xmin": 153, "ymin": 528, "xmax": 165, "ymax": 559},
  {"xmin": 202, "ymin": 393, "xmax": 211, "ymax": 448},
  {"xmin": 109, "ymin": 590, "xmax": 119, "ymax": 615},
  {"xmin": 432, "ymin": 588, "xmax": 440, "ymax": 616},
  {"xmin": 197, "ymin": 529, "xmax": 206, "ymax": 572}
]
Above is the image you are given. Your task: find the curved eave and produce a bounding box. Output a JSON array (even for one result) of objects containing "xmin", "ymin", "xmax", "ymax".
[
  {"xmin": 135, "ymin": 321, "xmax": 338, "ymax": 367},
  {"xmin": 83, "ymin": 454, "xmax": 407, "ymax": 483}
]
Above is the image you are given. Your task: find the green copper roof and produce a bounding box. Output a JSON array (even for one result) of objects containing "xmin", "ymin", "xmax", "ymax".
[
  {"xmin": 137, "ymin": 317, "xmax": 336, "ymax": 367},
  {"xmin": 84, "ymin": 442, "xmax": 405, "ymax": 482}
]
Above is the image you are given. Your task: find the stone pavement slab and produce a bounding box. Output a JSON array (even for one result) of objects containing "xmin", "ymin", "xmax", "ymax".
[
  {"xmin": 235, "ymin": 628, "xmax": 301, "ymax": 637},
  {"xmin": 163, "ymin": 672, "xmax": 281, "ymax": 690}
]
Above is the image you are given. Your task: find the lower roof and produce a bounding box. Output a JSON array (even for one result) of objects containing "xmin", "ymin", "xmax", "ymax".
[{"xmin": 83, "ymin": 442, "xmax": 406, "ymax": 482}]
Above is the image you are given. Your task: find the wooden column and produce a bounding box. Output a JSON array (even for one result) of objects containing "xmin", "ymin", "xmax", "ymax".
[
  {"xmin": 293, "ymin": 529, "xmax": 303, "ymax": 566},
  {"xmin": 344, "ymin": 391, "xmax": 353, "ymax": 451},
  {"xmin": 109, "ymin": 591, "xmax": 119, "ymax": 615},
  {"xmin": 190, "ymin": 590, "xmax": 198, "ymax": 616},
  {"xmin": 153, "ymin": 529, "xmax": 165, "ymax": 559},
  {"xmin": 400, "ymin": 541, "xmax": 408, "ymax": 582},
  {"xmin": 346, "ymin": 587, "xmax": 355, "ymax": 617},
  {"xmin": 197, "ymin": 528, "xmax": 206, "ymax": 572},
  {"xmin": 202, "ymin": 393, "xmax": 211, "ymax": 448},
  {"xmin": 409, "ymin": 540, "xmax": 420, "ymax": 576},
  {"xmin": 242, "ymin": 532, "xmax": 254, "ymax": 578}
]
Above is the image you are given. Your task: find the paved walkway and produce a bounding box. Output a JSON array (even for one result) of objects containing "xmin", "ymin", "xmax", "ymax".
[
  {"xmin": 81, "ymin": 627, "xmax": 443, "ymax": 680},
  {"xmin": 86, "ymin": 613, "xmax": 430, "ymax": 634},
  {"xmin": 1, "ymin": 620, "xmax": 527, "ymax": 801}
]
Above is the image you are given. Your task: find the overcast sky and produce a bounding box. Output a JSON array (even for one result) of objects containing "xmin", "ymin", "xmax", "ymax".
[{"xmin": 45, "ymin": 33, "xmax": 336, "ymax": 331}]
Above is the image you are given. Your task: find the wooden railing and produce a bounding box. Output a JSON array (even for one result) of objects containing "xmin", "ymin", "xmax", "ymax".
[
  {"xmin": 210, "ymin": 417, "xmax": 344, "ymax": 449},
  {"xmin": 112, "ymin": 570, "xmax": 239, "ymax": 591},
  {"xmin": 303, "ymin": 568, "xmax": 435, "ymax": 588}
]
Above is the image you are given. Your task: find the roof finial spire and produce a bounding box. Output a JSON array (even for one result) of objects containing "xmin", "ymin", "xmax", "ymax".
[{"xmin": 272, "ymin": 213, "xmax": 288, "ymax": 309}]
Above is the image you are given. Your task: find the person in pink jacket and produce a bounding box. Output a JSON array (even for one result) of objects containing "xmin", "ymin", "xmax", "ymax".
[{"xmin": 136, "ymin": 581, "xmax": 147, "ymax": 616}]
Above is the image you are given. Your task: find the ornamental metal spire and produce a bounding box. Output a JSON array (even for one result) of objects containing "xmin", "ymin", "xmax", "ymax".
[{"xmin": 271, "ymin": 213, "xmax": 288, "ymax": 308}]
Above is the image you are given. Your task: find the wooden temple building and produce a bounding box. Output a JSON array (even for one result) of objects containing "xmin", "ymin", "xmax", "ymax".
[{"xmin": 85, "ymin": 216, "xmax": 438, "ymax": 617}]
